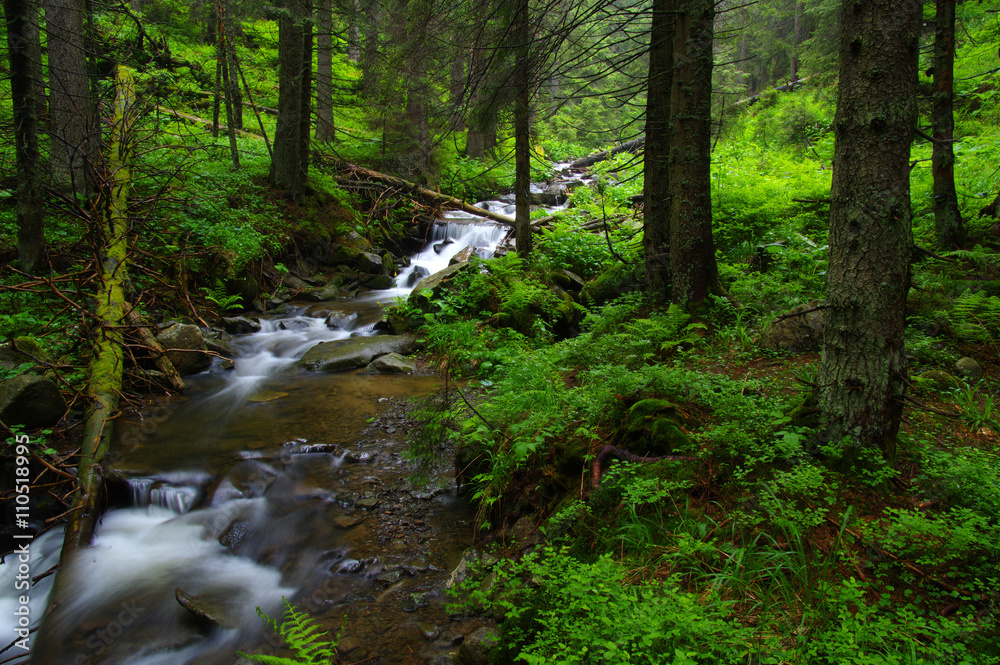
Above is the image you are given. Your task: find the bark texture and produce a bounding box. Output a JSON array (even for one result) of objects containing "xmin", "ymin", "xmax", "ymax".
[
  {"xmin": 643, "ymin": 0, "xmax": 673, "ymax": 299},
  {"xmin": 47, "ymin": 0, "xmax": 93, "ymax": 191},
  {"xmin": 513, "ymin": 0, "xmax": 532, "ymax": 257},
  {"xmin": 4, "ymin": 0, "xmax": 46, "ymax": 273},
  {"xmin": 316, "ymin": 0, "xmax": 336, "ymax": 141},
  {"xmin": 270, "ymin": 0, "xmax": 312, "ymax": 201},
  {"xmin": 818, "ymin": 0, "xmax": 920, "ymax": 459},
  {"xmin": 667, "ymin": 0, "xmax": 719, "ymax": 305},
  {"xmin": 932, "ymin": 0, "xmax": 964, "ymax": 249}
]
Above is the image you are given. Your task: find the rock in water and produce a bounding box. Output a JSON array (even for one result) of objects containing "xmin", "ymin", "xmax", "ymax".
[
  {"xmin": 174, "ymin": 588, "xmax": 239, "ymax": 629},
  {"xmin": 458, "ymin": 627, "xmax": 497, "ymax": 665},
  {"xmin": 0, "ymin": 374, "xmax": 66, "ymax": 428},
  {"xmin": 298, "ymin": 335, "xmax": 416, "ymax": 372},
  {"xmin": 156, "ymin": 323, "xmax": 212, "ymax": 375},
  {"xmin": 364, "ymin": 352, "xmax": 416, "ymax": 374}
]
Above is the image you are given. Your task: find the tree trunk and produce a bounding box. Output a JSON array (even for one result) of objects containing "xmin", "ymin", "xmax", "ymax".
[
  {"xmin": 46, "ymin": 0, "xmax": 92, "ymax": 192},
  {"xmin": 818, "ymin": 0, "xmax": 920, "ymax": 460},
  {"xmin": 465, "ymin": 0, "xmax": 496, "ymax": 160},
  {"xmin": 668, "ymin": 0, "xmax": 720, "ymax": 306},
  {"xmin": 4, "ymin": 0, "xmax": 46, "ymax": 274},
  {"xmin": 347, "ymin": 0, "xmax": 361, "ymax": 61},
  {"xmin": 513, "ymin": 0, "xmax": 532, "ymax": 257},
  {"xmin": 932, "ymin": 0, "xmax": 964, "ymax": 249},
  {"xmin": 362, "ymin": 2, "xmax": 380, "ymax": 90},
  {"xmin": 270, "ymin": 0, "xmax": 311, "ymax": 201},
  {"xmin": 643, "ymin": 0, "xmax": 673, "ymax": 299},
  {"xmin": 316, "ymin": 0, "xmax": 335, "ymax": 141},
  {"xmin": 223, "ymin": 0, "xmax": 242, "ymax": 130},
  {"xmin": 790, "ymin": 1, "xmax": 803, "ymax": 82}
]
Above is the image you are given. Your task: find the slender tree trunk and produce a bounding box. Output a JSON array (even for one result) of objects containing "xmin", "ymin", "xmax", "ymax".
[
  {"xmin": 513, "ymin": 0, "xmax": 532, "ymax": 257},
  {"xmin": 818, "ymin": 0, "xmax": 920, "ymax": 459},
  {"xmin": 212, "ymin": 7, "xmax": 223, "ymax": 137},
  {"xmin": 4, "ymin": 0, "xmax": 46, "ymax": 273},
  {"xmin": 316, "ymin": 0, "xmax": 336, "ymax": 141},
  {"xmin": 47, "ymin": 0, "xmax": 92, "ymax": 192},
  {"xmin": 465, "ymin": 0, "xmax": 495, "ymax": 159},
  {"xmin": 362, "ymin": 2, "xmax": 380, "ymax": 90},
  {"xmin": 933, "ymin": 0, "xmax": 964, "ymax": 249},
  {"xmin": 668, "ymin": 0, "xmax": 720, "ymax": 306},
  {"xmin": 643, "ymin": 0, "xmax": 673, "ymax": 299},
  {"xmin": 224, "ymin": 0, "xmax": 243, "ymax": 130},
  {"xmin": 297, "ymin": 8, "xmax": 313, "ymax": 185},
  {"xmin": 790, "ymin": 1, "xmax": 803, "ymax": 82},
  {"xmin": 347, "ymin": 0, "xmax": 361, "ymax": 61}
]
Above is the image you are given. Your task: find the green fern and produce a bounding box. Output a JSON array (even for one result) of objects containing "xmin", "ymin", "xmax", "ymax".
[
  {"xmin": 238, "ymin": 599, "xmax": 339, "ymax": 665},
  {"xmin": 944, "ymin": 245, "xmax": 1000, "ymax": 272},
  {"xmin": 952, "ymin": 288, "xmax": 1000, "ymax": 347},
  {"xmin": 205, "ymin": 278, "xmax": 243, "ymax": 311}
]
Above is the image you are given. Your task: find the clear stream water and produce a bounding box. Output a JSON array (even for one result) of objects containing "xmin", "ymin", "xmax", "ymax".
[{"xmin": 2, "ymin": 216, "xmax": 511, "ymax": 665}]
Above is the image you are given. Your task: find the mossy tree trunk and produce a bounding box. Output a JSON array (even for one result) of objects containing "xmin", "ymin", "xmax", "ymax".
[
  {"xmin": 667, "ymin": 0, "xmax": 720, "ymax": 306},
  {"xmin": 62, "ymin": 65, "xmax": 136, "ymax": 552},
  {"xmin": 4, "ymin": 0, "xmax": 46, "ymax": 274},
  {"xmin": 932, "ymin": 0, "xmax": 965, "ymax": 250},
  {"xmin": 643, "ymin": 0, "xmax": 673, "ymax": 299},
  {"xmin": 818, "ymin": 0, "xmax": 920, "ymax": 460}
]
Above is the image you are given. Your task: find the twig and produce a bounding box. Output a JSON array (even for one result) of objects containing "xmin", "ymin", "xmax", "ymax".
[
  {"xmin": 453, "ymin": 384, "xmax": 495, "ymax": 431},
  {"xmin": 770, "ymin": 303, "xmax": 829, "ymax": 324}
]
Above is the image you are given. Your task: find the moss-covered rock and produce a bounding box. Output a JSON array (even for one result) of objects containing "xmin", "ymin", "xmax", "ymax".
[{"xmin": 614, "ymin": 399, "xmax": 692, "ymax": 456}]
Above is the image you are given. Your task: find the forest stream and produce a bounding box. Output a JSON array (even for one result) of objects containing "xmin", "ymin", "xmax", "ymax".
[{"xmin": 2, "ymin": 210, "xmax": 528, "ymax": 665}]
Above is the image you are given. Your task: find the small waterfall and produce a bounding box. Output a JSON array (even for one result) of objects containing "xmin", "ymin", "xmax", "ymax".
[
  {"xmin": 127, "ymin": 471, "xmax": 213, "ymax": 514},
  {"xmin": 390, "ymin": 219, "xmax": 508, "ymax": 300}
]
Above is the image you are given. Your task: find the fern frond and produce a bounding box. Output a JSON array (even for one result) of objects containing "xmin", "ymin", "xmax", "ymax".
[
  {"xmin": 952, "ymin": 288, "xmax": 1000, "ymax": 347},
  {"xmin": 239, "ymin": 599, "xmax": 339, "ymax": 665}
]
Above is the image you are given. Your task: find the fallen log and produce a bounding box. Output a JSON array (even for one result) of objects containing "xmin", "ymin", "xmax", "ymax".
[
  {"xmin": 570, "ymin": 136, "xmax": 645, "ymax": 169},
  {"xmin": 60, "ymin": 65, "xmax": 137, "ymax": 552},
  {"xmin": 336, "ymin": 163, "xmax": 516, "ymax": 226},
  {"xmin": 155, "ymin": 104, "xmax": 261, "ymax": 139},
  {"xmin": 125, "ymin": 306, "xmax": 185, "ymax": 393},
  {"xmin": 33, "ymin": 65, "xmax": 139, "ymax": 665}
]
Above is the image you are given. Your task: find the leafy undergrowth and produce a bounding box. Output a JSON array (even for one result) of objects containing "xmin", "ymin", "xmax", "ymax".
[{"xmin": 401, "ymin": 234, "xmax": 1000, "ymax": 662}]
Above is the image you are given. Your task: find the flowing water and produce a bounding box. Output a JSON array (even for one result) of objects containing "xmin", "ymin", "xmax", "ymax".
[{"xmin": 2, "ymin": 217, "xmax": 510, "ymax": 665}]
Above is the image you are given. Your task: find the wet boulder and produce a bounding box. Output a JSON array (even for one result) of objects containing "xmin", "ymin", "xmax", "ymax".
[
  {"xmin": 175, "ymin": 588, "xmax": 240, "ymax": 629},
  {"xmin": 156, "ymin": 323, "xmax": 212, "ymax": 375},
  {"xmin": 203, "ymin": 330, "xmax": 235, "ymax": 357},
  {"xmin": 304, "ymin": 284, "xmax": 348, "ymax": 301},
  {"xmin": 450, "ymin": 246, "xmax": 479, "ymax": 265},
  {"xmin": 758, "ymin": 302, "xmax": 825, "ymax": 353},
  {"xmin": 529, "ymin": 183, "xmax": 567, "ymax": 206},
  {"xmin": 357, "ymin": 251, "xmax": 386, "ymax": 274},
  {"xmin": 409, "ymin": 262, "xmax": 471, "ymax": 309},
  {"xmin": 0, "ymin": 374, "xmax": 66, "ymax": 428},
  {"xmin": 364, "ymin": 352, "xmax": 416, "ymax": 375},
  {"xmin": 298, "ymin": 335, "xmax": 416, "ymax": 372},
  {"xmin": 405, "ymin": 265, "xmax": 431, "ymax": 287},
  {"xmin": 458, "ymin": 627, "xmax": 497, "ymax": 665},
  {"xmin": 219, "ymin": 316, "xmax": 260, "ymax": 334}
]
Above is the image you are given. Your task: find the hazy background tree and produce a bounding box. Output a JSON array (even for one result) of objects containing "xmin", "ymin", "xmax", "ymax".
[{"xmin": 932, "ymin": 0, "xmax": 965, "ymax": 249}]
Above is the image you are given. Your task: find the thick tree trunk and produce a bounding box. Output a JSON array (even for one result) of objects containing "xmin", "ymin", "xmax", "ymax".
[
  {"xmin": 513, "ymin": 0, "xmax": 532, "ymax": 257},
  {"xmin": 47, "ymin": 0, "xmax": 92, "ymax": 192},
  {"xmin": 818, "ymin": 0, "xmax": 920, "ymax": 459},
  {"xmin": 4, "ymin": 0, "xmax": 46, "ymax": 274},
  {"xmin": 932, "ymin": 0, "xmax": 965, "ymax": 249},
  {"xmin": 270, "ymin": 0, "xmax": 311, "ymax": 201},
  {"xmin": 643, "ymin": 0, "xmax": 673, "ymax": 299},
  {"xmin": 668, "ymin": 0, "xmax": 720, "ymax": 306},
  {"xmin": 316, "ymin": 0, "xmax": 336, "ymax": 141}
]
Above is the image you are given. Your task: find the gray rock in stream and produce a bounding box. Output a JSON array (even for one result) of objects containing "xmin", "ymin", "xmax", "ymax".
[
  {"xmin": 156, "ymin": 323, "xmax": 212, "ymax": 375},
  {"xmin": 298, "ymin": 335, "xmax": 416, "ymax": 372},
  {"xmin": 175, "ymin": 588, "xmax": 240, "ymax": 629},
  {"xmin": 364, "ymin": 352, "xmax": 416, "ymax": 375}
]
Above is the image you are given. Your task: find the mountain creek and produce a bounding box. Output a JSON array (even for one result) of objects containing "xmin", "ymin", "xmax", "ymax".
[{"xmin": 0, "ymin": 187, "xmax": 583, "ymax": 665}]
